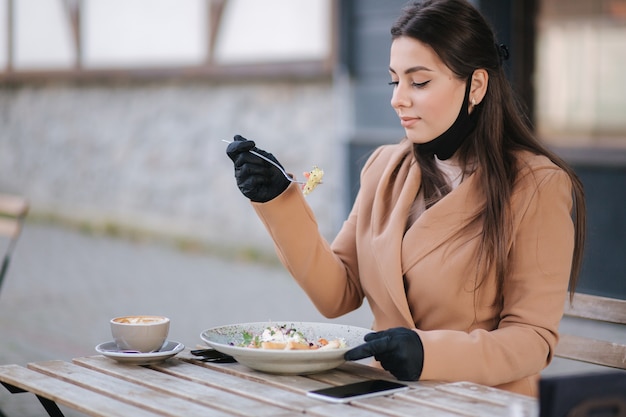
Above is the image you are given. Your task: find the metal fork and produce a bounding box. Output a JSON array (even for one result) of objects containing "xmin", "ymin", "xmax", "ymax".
[{"xmin": 222, "ymin": 139, "xmax": 304, "ymax": 184}]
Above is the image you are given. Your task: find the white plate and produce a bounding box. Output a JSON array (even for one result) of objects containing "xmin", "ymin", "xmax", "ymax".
[
  {"xmin": 200, "ymin": 322, "xmax": 371, "ymax": 375},
  {"xmin": 96, "ymin": 340, "xmax": 185, "ymax": 365}
]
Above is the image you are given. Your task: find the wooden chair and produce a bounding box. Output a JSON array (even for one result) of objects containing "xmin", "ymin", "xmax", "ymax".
[
  {"xmin": 555, "ymin": 292, "xmax": 626, "ymax": 370},
  {"xmin": 0, "ymin": 193, "xmax": 29, "ymax": 295}
]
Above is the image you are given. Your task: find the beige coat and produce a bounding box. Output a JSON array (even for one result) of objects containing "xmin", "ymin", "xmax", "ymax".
[{"xmin": 253, "ymin": 140, "xmax": 574, "ymax": 397}]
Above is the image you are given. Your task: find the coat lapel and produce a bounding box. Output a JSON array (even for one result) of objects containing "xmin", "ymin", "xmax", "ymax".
[
  {"xmin": 368, "ymin": 144, "xmax": 421, "ymax": 327},
  {"xmin": 402, "ymin": 171, "xmax": 482, "ymax": 272}
]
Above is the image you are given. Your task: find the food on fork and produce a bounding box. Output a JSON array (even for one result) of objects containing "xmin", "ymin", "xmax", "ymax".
[
  {"xmin": 302, "ymin": 166, "xmax": 324, "ymax": 196},
  {"xmin": 238, "ymin": 325, "xmax": 346, "ymax": 350}
]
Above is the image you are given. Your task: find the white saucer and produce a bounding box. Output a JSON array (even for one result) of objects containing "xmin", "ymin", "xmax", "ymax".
[{"xmin": 95, "ymin": 340, "xmax": 185, "ymax": 365}]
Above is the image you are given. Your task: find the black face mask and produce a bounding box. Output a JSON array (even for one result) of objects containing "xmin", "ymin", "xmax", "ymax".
[{"xmin": 418, "ymin": 78, "xmax": 477, "ymax": 160}]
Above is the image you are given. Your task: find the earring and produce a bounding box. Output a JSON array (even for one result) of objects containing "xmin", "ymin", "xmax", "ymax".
[{"xmin": 471, "ymin": 98, "xmax": 477, "ymax": 106}]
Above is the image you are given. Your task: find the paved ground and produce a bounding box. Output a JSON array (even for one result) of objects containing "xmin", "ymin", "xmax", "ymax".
[{"xmin": 0, "ymin": 223, "xmax": 622, "ymax": 416}]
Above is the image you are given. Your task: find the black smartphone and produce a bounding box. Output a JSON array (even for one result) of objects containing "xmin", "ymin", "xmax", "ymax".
[{"xmin": 307, "ymin": 379, "xmax": 409, "ymax": 403}]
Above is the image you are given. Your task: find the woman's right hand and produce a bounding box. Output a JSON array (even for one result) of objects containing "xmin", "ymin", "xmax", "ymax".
[{"xmin": 226, "ymin": 135, "xmax": 291, "ymax": 203}]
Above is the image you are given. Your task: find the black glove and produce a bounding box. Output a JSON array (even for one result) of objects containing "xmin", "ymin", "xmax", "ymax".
[
  {"xmin": 344, "ymin": 327, "xmax": 424, "ymax": 381},
  {"xmin": 226, "ymin": 135, "xmax": 291, "ymax": 203}
]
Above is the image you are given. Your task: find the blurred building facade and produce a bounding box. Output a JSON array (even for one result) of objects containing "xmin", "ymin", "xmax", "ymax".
[
  {"xmin": 0, "ymin": 0, "xmax": 344, "ymax": 253},
  {"xmin": 1, "ymin": 0, "xmax": 624, "ymax": 296}
]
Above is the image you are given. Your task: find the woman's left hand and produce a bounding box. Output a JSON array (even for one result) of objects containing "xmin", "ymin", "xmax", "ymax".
[{"xmin": 344, "ymin": 327, "xmax": 424, "ymax": 381}]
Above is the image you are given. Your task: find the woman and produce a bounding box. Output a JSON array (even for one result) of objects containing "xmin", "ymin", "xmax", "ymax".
[{"xmin": 225, "ymin": 0, "xmax": 585, "ymax": 397}]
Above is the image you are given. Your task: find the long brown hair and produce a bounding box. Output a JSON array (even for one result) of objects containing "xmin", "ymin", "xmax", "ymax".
[{"xmin": 391, "ymin": 0, "xmax": 586, "ymax": 305}]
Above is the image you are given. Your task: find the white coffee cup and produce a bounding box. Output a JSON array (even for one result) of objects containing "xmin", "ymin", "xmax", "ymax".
[{"xmin": 110, "ymin": 315, "xmax": 170, "ymax": 353}]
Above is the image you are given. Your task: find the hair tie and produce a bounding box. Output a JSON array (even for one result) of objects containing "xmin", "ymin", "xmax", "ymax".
[{"xmin": 496, "ymin": 43, "xmax": 509, "ymax": 64}]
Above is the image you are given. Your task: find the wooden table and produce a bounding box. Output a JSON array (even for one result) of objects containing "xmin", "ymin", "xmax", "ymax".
[{"xmin": 0, "ymin": 349, "xmax": 537, "ymax": 417}]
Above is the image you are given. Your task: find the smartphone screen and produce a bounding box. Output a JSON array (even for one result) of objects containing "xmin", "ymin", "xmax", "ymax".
[{"xmin": 307, "ymin": 379, "xmax": 409, "ymax": 403}]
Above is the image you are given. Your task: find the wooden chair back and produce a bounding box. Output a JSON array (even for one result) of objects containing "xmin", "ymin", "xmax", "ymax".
[
  {"xmin": 555, "ymin": 292, "xmax": 626, "ymax": 370},
  {"xmin": 0, "ymin": 193, "xmax": 29, "ymax": 294}
]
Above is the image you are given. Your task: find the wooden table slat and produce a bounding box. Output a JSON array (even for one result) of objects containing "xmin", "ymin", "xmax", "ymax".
[
  {"xmin": 306, "ymin": 366, "xmax": 378, "ymax": 386},
  {"xmin": 181, "ymin": 351, "xmax": 426, "ymax": 391},
  {"xmin": 154, "ymin": 358, "xmax": 325, "ymax": 409},
  {"xmin": 336, "ymin": 362, "xmax": 443, "ymax": 389},
  {"xmin": 335, "ymin": 361, "xmax": 395, "ymax": 379},
  {"xmin": 348, "ymin": 395, "xmax": 468, "ymax": 417},
  {"xmin": 28, "ymin": 360, "xmax": 235, "ymax": 417},
  {"xmin": 178, "ymin": 351, "xmax": 334, "ymax": 391},
  {"xmin": 0, "ymin": 364, "xmax": 161, "ymax": 417},
  {"xmin": 75, "ymin": 355, "xmax": 318, "ymax": 414},
  {"xmin": 399, "ymin": 386, "xmax": 510, "ymax": 417},
  {"xmin": 435, "ymin": 382, "xmax": 538, "ymax": 416},
  {"xmin": 306, "ymin": 402, "xmax": 404, "ymax": 417}
]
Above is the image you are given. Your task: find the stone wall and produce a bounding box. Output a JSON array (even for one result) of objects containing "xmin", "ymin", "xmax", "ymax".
[{"xmin": 0, "ymin": 79, "xmax": 348, "ymax": 256}]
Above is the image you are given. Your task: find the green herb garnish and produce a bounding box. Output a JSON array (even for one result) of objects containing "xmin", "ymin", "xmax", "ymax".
[{"xmin": 241, "ymin": 330, "xmax": 253, "ymax": 347}]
